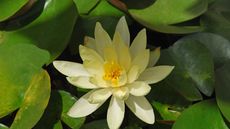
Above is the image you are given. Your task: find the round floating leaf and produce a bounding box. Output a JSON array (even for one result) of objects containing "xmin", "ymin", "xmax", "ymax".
[
  {"xmin": 0, "ymin": 0, "xmax": 29, "ymax": 21},
  {"xmin": 177, "ymin": 33, "xmax": 230, "ymax": 69},
  {"xmin": 0, "ymin": 43, "xmax": 49, "ymax": 118},
  {"xmin": 60, "ymin": 90, "xmax": 85, "ymax": 129},
  {"xmin": 158, "ymin": 36, "xmax": 215, "ymax": 100},
  {"xmin": 10, "ymin": 70, "xmax": 51, "ymax": 129},
  {"xmin": 0, "ymin": 0, "xmax": 78, "ymax": 62},
  {"xmin": 89, "ymin": 0, "xmax": 124, "ymax": 17},
  {"xmin": 216, "ymin": 62, "xmax": 230, "ymax": 122},
  {"xmin": 74, "ymin": 0, "xmax": 100, "ymax": 14},
  {"xmin": 34, "ymin": 90, "xmax": 85, "ymax": 129},
  {"xmin": 128, "ymin": 0, "xmax": 208, "ymax": 33},
  {"xmin": 54, "ymin": 121, "xmax": 63, "ymax": 129},
  {"xmin": 201, "ymin": 0, "xmax": 230, "ymax": 41},
  {"xmin": 0, "ymin": 124, "xmax": 9, "ymax": 129},
  {"xmin": 172, "ymin": 100, "xmax": 228, "ymax": 129}
]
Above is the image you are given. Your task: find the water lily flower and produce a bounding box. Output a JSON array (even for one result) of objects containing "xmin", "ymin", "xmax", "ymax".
[{"xmin": 53, "ymin": 16, "xmax": 174, "ymax": 129}]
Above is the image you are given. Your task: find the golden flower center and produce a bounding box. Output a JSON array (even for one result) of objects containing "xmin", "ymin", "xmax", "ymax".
[{"xmin": 103, "ymin": 61, "xmax": 122, "ymax": 86}]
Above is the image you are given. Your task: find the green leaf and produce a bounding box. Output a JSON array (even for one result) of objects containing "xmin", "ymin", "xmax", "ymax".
[
  {"xmin": 54, "ymin": 121, "xmax": 63, "ymax": 129},
  {"xmin": 177, "ymin": 33, "xmax": 230, "ymax": 69},
  {"xmin": 216, "ymin": 62, "xmax": 230, "ymax": 122},
  {"xmin": 10, "ymin": 70, "xmax": 51, "ymax": 129},
  {"xmin": 34, "ymin": 90, "xmax": 85, "ymax": 129},
  {"xmin": 129, "ymin": 0, "xmax": 208, "ymax": 33},
  {"xmin": 171, "ymin": 37, "xmax": 215, "ymax": 96},
  {"xmin": 0, "ymin": 0, "xmax": 78, "ymax": 62},
  {"xmin": 0, "ymin": 43, "xmax": 49, "ymax": 118},
  {"xmin": 0, "ymin": 124, "xmax": 9, "ymax": 129},
  {"xmin": 152, "ymin": 101, "xmax": 181, "ymax": 121},
  {"xmin": 74, "ymin": 0, "xmax": 100, "ymax": 14},
  {"xmin": 201, "ymin": 0, "xmax": 230, "ymax": 41},
  {"xmin": 148, "ymin": 84, "xmax": 191, "ymax": 121},
  {"xmin": 60, "ymin": 90, "xmax": 85, "ymax": 129},
  {"xmin": 0, "ymin": 0, "xmax": 29, "ymax": 21},
  {"xmin": 172, "ymin": 100, "xmax": 228, "ymax": 129},
  {"xmin": 89, "ymin": 0, "xmax": 124, "ymax": 17},
  {"xmin": 158, "ymin": 37, "xmax": 215, "ymax": 100},
  {"xmin": 81, "ymin": 120, "xmax": 109, "ymax": 129}
]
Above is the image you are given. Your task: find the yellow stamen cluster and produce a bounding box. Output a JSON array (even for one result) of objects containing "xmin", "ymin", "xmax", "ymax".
[{"xmin": 103, "ymin": 61, "xmax": 122, "ymax": 86}]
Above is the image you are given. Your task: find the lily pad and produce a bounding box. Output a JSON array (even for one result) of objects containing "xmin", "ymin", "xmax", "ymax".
[
  {"xmin": 0, "ymin": 43, "xmax": 49, "ymax": 118},
  {"xmin": 172, "ymin": 100, "xmax": 228, "ymax": 129},
  {"xmin": 34, "ymin": 90, "xmax": 85, "ymax": 129},
  {"xmin": 0, "ymin": 0, "xmax": 78, "ymax": 62},
  {"xmin": 176, "ymin": 33, "xmax": 230, "ymax": 69},
  {"xmin": 10, "ymin": 70, "xmax": 51, "ymax": 129},
  {"xmin": 0, "ymin": 0, "xmax": 29, "ymax": 21},
  {"xmin": 158, "ymin": 36, "xmax": 215, "ymax": 100},
  {"xmin": 215, "ymin": 62, "xmax": 230, "ymax": 122},
  {"xmin": 201, "ymin": 0, "xmax": 230, "ymax": 41},
  {"xmin": 128, "ymin": 0, "xmax": 208, "ymax": 33},
  {"xmin": 74, "ymin": 0, "xmax": 100, "ymax": 14}
]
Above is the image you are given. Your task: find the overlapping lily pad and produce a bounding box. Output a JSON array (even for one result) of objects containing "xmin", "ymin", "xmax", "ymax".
[
  {"xmin": 0, "ymin": 0, "xmax": 78, "ymax": 62},
  {"xmin": 10, "ymin": 70, "xmax": 51, "ymax": 129},
  {"xmin": 172, "ymin": 100, "xmax": 228, "ymax": 129},
  {"xmin": 34, "ymin": 90, "xmax": 85, "ymax": 129},
  {"xmin": 158, "ymin": 36, "xmax": 215, "ymax": 100},
  {"xmin": 0, "ymin": 0, "xmax": 29, "ymax": 21},
  {"xmin": 215, "ymin": 62, "xmax": 230, "ymax": 122},
  {"xmin": 128, "ymin": 0, "xmax": 208, "ymax": 33},
  {"xmin": 0, "ymin": 43, "xmax": 49, "ymax": 118}
]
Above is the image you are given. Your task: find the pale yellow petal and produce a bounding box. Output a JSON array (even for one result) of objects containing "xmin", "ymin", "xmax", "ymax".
[
  {"xmin": 79, "ymin": 45, "xmax": 104, "ymax": 76},
  {"xmin": 112, "ymin": 86, "xmax": 129, "ymax": 100},
  {"xmin": 84, "ymin": 36, "xmax": 96, "ymax": 50},
  {"xmin": 115, "ymin": 16, "xmax": 130, "ymax": 46},
  {"xmin": 131, "ymin": 49, "xmax": 150, "ymax": 73},
  {"xmin": 103, "ymin": 45, "xmax": 118, "ymax": 63},
  {"xmin": 148, "ymin": 47, "xmax": 160, "ymax": 67},
  {"xmin": 127, "ymin": 65, "xmax": 140, "ymax": 83},
  {"xmin": 138, "ymin": 66, "xmax": 174, "ymax": 84},
  {"xmin": 53, "ymin": 61, "xmax": 89, "ymax": 77},
  {"xmin": 113, "ymin": 32, "xmax": 131, "ymax": 71},
  {"xmin": 95, "ymin": 22, "xmax": 112, "ymax": 56},
  {"xmin": 67, "ymin": 76, "xmax": 98, "ymax": 89},
  {"xmin": 127, "ymin": 81, "xmax": 151, "ymax": 96},
  {"xmin": 79, "ymin": 45, "xmax": 104, "ymax": 62},
  {"xmin": 68, "ymin": 90, "xmax": 106, "ymax": 117},
  {"xmin": 88, "ymin": 88, "xmax": 112, "ymax": 104},
  {"xmin": 130, "ymin": 29, "xmax": 147, "ymax": 59},
  {"xmin": 107, "ymin": 96, "xmax": 125, "ymax": 129},
  {"xmin": 125, "ymin": 95, "xmax": 155, "ymax": 124},
  {"xmin": 90, "ymin": 76, "xmax": 109, "ymax": 88}
]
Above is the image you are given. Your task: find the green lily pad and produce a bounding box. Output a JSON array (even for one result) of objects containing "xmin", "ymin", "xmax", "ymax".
[
  {"xmin": 128, "ymin": 0, "xmax": 208, "ymax": 33},
  {"xmin": 152, "ymin": 101, "xmax": 181, "ymax": 121},
  {"xmin": 34, "ymin": 90, "xmax": 85, "ymax": 129},
  {"xmin": 215, "ymin": 62, "xmax": 230, "ymax": 122},
  {"xmin": 172, "ymin": 100, "xmax": 228, "ymax": 129},
  {"xmin": 0, "ymin": 124, "xmax": 9, "ymax": 129},
  {"xmin": 0, "ymin": 0, "xmax": 29, "ymax": 21},
  {"xmin": 176, "ymin": 33, "xmax": 230, "ymax": 69},
  {"xmin": 0, "ymin": 43, "xmax": 49, "ymax": 118},
  {"xmin": 158, "ymin": 36, "xmax": 215, "ymax": 100},
  {"xmin": 10, "ymin": 70, "xmax": 51, "ymax": 129},
  {"xmin": 74, "ymin": 0, "xmax": 100, "ymax": 14},
  {"xmin": 201, "ymin": 0, "xmax": 230, "ymax": 41},
  {"xmin": 89, "ymin": 0, "xmax": 124, "ymax": 17},
  {"xmin": 0, "ymin": 0, "xmax": 78, "ymax": 62}
]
